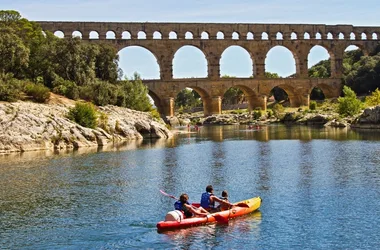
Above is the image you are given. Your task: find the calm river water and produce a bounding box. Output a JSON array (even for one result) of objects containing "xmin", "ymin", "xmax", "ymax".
[{"xmin": 1, "ymin": 125, "xmax": 380, "ymax": 249}]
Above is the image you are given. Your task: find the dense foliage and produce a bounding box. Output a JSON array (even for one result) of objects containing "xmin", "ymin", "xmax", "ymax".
[
  {"xmin": 308, "ymin": 48, "xmax": 380, "ymax": 95},
  {"xmin": 0, "ymin": 10, "xmax": 152, "ymax": 112},
  {"xmin": 337, "ymin": 86, "xmax": 362, "ymax": 116}
]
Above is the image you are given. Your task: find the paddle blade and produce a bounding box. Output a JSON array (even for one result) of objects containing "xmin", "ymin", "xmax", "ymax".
[{"xmin": 213, "ymin": 214, "xmax": 229, "ymax": 224}]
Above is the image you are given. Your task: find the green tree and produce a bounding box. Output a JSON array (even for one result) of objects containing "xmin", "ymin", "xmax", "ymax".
[
  {"xmin": 0, "ymin": 28, "xmax": 29, "ymax": 77},
  {"xmin": 122, "ymin": 73, "xmax": 152, "ymax": 111},
  {"xmin": 95, "ymin": 43, "xmax": 122, "ymax": 83},
  {"xmin": 0, "ymin": 10, "xmax": 21, "ymax": 24},
  {"xmin": 308, "ymin": 60, "xmax": 331, "ymax": 78},
  {"xmin": 365, "ymin": 88, "xmax": 380, "ymax": 106},
  {"xmin": 223, "ymin": 87, "xmax": 244, "ymax": 105},
  {"xmin": 175, "ymin": 88, "xmax": 197, "ymax": 109},
  {"xmin": 344, "ymin": 54, "xmax": 380, "ymax": 94},
  {"xmin": 337, "ymin": 86, "xmax": 362, "ymax": 116}
]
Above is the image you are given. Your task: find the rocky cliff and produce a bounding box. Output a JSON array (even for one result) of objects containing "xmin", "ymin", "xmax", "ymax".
[
  {"xmin": 0, "ymin": 101, "xmax": 172, "ymax": 154},
  {"xmin": 351, "ymin": 106, "xmax": 380, "ymax": 129}
]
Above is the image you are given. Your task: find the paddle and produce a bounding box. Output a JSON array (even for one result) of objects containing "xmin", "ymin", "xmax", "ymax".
[
  {"xmin": 159, "ymin": 190, "xmax": 230, "ymax": 223},
  {"xmin": 159, "ymin": 190, "xmax": 177, "ymax": 200}
]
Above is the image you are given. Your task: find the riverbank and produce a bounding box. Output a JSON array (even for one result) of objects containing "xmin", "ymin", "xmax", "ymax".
[
  {"xmin": 168, "ymin": 105, "xmax": 380, "ymax": 129},
  {"xmin": 0, "ymin": 96, "xmax": 172, "ymax": 154}
]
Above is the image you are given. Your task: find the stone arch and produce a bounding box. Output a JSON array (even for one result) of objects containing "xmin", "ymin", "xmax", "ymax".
[
  {"xmin": 310, "ymin": 86, "xmax": 326, "ymax": 100},
  {"xmin": 89, "ymin": 31, "xmax": 99, "ymax": 39},
  {"xmin": 315, "ymin": 32, "xmax": 322, "ymax": 39},
  {"xmin": 217, "ymin": 31, "xmax": 224, "ymax": 39},
  {"xmin": 276, "ymin": 32, "xmax": 283, "ymax": 40},
  {"xmin": 304, "ymin": 32, "xmax": 310, "ymax": 39},
  {"xmin": 122, "ymin": 31, "xmax": 131, "ymax": 39},
  {"xmin": 338, "ymin": 32, "xmax": 345, "ymax": 39},
  {"xmin": 309, "ymin": 83, "xmax": 337, "ymax": 99},
  {"xmin": 372, "ymin": 33, "xmax": 378, "ymax": 40},
  {"xmin": 106, "ymin": 31, "xmax": 116, "ymax": 39},
  {"xmin": 148, "ymin": 90, "xmax": 165, "ymax": 116},
  {"xmin": 118, "ymin": 45, "xmax": 161, "ymax": 79},
  {"xmin": 169, "ymin": 31, "xmax": 177, "ymax": 39},
  {"xmin": 201, "ymin": 31, "xmax": 209, "ymax": 39},
  {"xmin": 72, "ymin": 31, "xmax": 82, "ymax": 38},
  {"xmin": 220, "ymin": 45, "xmax": 254, "ymax": 77},
  {"xmin": 153, "ymin": 31, "xmax": 162, "ymax": 39},
  {"xmin": 262, "ymin": 32, "xmax": 269, "ymax": 40},
  {"xmin": 308, "ymin": 45, "xmax": 332, "ymax": 77},
  {"xmin": 174, "ymin": 86, "xmax": 210, "ymax": 115},
  {"xmin": 265, "ymin": 45, "xmax": 297, "ymax": 77},
  {"xmin": 185, "ymin": 31, "xmax": 193, "ymax": 39},
  {"xmin": 172, "ymin": 45, "xmax": 208, "ymax": 78},
  {"xmin": 327, "ymin": 32, "xmax": 333, "ymax": 39},
  {"xmin": 269, "ymin": 84, "xmax": 301, "ymax": 107},
  {"xmin": 222, "ymin": 84, "xmax": 262, "ymax": 111},
  {"xmin": 291, "ymin": 32, "xmax": 297, "ymax": 40},
  {"xmin": 232, "ymin": 32, "xmax": 239, "ymax": 40},
  {"xmin": 54, "ymin": 30, "xmax": 64, "ymax": 38},
  {"xmin": 350, "ymin": 32, "xmax": 356, "ymax": 40},
  {"xmin": 138, "ymin": 31, "xmax": 146, "ymax": 39},
  {"xmin": 361, "ymin": 33, "xmax": 367, "ymax": 40},
  {"xmin": 247, "ymin": 32, "xmax": 254, "ymax": 40}
]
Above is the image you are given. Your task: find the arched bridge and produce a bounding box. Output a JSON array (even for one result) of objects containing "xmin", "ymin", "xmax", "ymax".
[{"xmin": 37, "ymin": 21, "xmax": 380, "ymax": 116}]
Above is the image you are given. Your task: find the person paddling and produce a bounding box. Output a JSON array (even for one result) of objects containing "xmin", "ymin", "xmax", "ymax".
[
  {"xmin": 200, "ymin": 185, "xmax": 233, "ymax": 212},
  {"xmin": 174, "ymin": 193, "xmax": 209, "ymax": 218}
]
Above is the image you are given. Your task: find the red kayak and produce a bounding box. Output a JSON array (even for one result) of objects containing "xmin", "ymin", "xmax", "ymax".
[{"xmin": 157, "ymin": 196, "xmax": 261, "ymax": 231}]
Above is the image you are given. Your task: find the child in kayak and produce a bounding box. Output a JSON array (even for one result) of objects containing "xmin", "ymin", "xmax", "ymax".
[
  {"xmin": 217, "ymin": 190, "xmax": 231, "ymax": 211},
  {"xmin": 174, "ymin": 193, "xmax": 209, "ymax": 218}
]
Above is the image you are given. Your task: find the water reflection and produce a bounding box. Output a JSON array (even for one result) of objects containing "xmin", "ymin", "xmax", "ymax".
[{"xmin": 161, "ymin": 211, "xmax": 262, "ymax": 249}]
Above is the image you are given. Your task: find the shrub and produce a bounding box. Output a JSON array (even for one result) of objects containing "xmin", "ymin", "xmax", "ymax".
[
  {"xmin": 253, "ymin": 109, "xmax": 262, "ymax": 120},
  {"xmin": 272, "ymin": 103, "xmax": 285, "ymax": 118},
  {"xmin": 0, "ymin": 76, "xmax": 22, "ymax": 101},
  {"xmin": 150, "ymin": 108, "xmax": 162, "ymax": 121},
  {"xmin": 52, "ymin": 77, "xmax": 79, "ymax": 100},
  {"xmin": 309, "ymin": 100, "xmax": 317, "ymax": 110},
  {"xmin": 365, "ymin": 88, "xmax": 380, "ymax": 107},
  {"xmin": 337, "ymin": 86, "xmax": 362, "ymax": 116},
  {"xmin": 24, "ymin": 83, "xmax": 50, "ymax": 103},
  {"xmin": 266, "ymin": 109, "xmax": 274, "ymax": 118},
  {"xmin": 68, "ymin": 102, "xmax": 98, "ymax": 128}
]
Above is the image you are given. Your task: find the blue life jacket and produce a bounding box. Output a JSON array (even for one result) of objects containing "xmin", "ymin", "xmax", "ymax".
[
  {"xmin": 200, "ymin": 192, "xmax": 215, "ymax": 209},
  {"xmin": 174, "ymin": 201, "xmax": 192, "ymax": 218}
]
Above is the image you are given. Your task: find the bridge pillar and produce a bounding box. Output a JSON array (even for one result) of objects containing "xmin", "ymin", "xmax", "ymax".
[
  {"xmin": 162, "ymin": 97, "xmax": 175, "ymax": 117},
  {"xmin": 297, "ymin": 53, "xmax": 309, "ymax": 78},
  {"xmin": 331, "ymin": 57, "xmax": 343, "ymax": 78},
  {"xmin": 255, "ymin": 63, "xmax": 266, "ymax": 78},
  {"xmin": 204, "ymin": 96, "xmax": 222, "ymax": 116},
  {"xmin": 247, "ymin": 95, "xmax": 267, "ymax": 112},
  {"xmin": 289, "ymin": 93, "xmax": 310, "ymax": 107},
  {"xmin": 159, "ymin": 56, "xmax": 173, "ymax": 80},
  {"xmin": 209, "ymin": 63, "xmax": 221, "ymax": 80},
  {"xmin": 300, "ymin": 94, "xmax": 310, "ymax": 107}
]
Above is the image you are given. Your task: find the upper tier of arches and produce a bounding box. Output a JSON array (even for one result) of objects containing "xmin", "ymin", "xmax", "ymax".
[{"xmin": 39, "ymin": 21, "xmax": 380, "ymax": 41}]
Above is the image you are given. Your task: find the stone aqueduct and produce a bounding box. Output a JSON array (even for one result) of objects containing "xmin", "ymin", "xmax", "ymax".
[{"xmin": 37, "ymin": 21, "xmax": 380, "ymax": 116}]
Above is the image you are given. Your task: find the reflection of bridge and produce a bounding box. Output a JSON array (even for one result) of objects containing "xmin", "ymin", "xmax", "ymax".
[{"xmin": 38, "ymin": 21, "xmax": 380, "ymax": 116}]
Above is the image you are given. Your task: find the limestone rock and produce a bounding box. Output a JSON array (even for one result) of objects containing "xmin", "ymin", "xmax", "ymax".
[
  {"xmin": 0, "ymin": 101, "xmax": 172, "ymax": 154},
  {"xmin": 351, "ymin": 106, "xmax": 380, "ymax": 129}
]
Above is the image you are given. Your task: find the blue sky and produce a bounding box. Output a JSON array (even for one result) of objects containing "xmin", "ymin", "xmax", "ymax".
[{"xmin": 3, "ymin": 0, "xmax": 378, "ymax": 78}]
